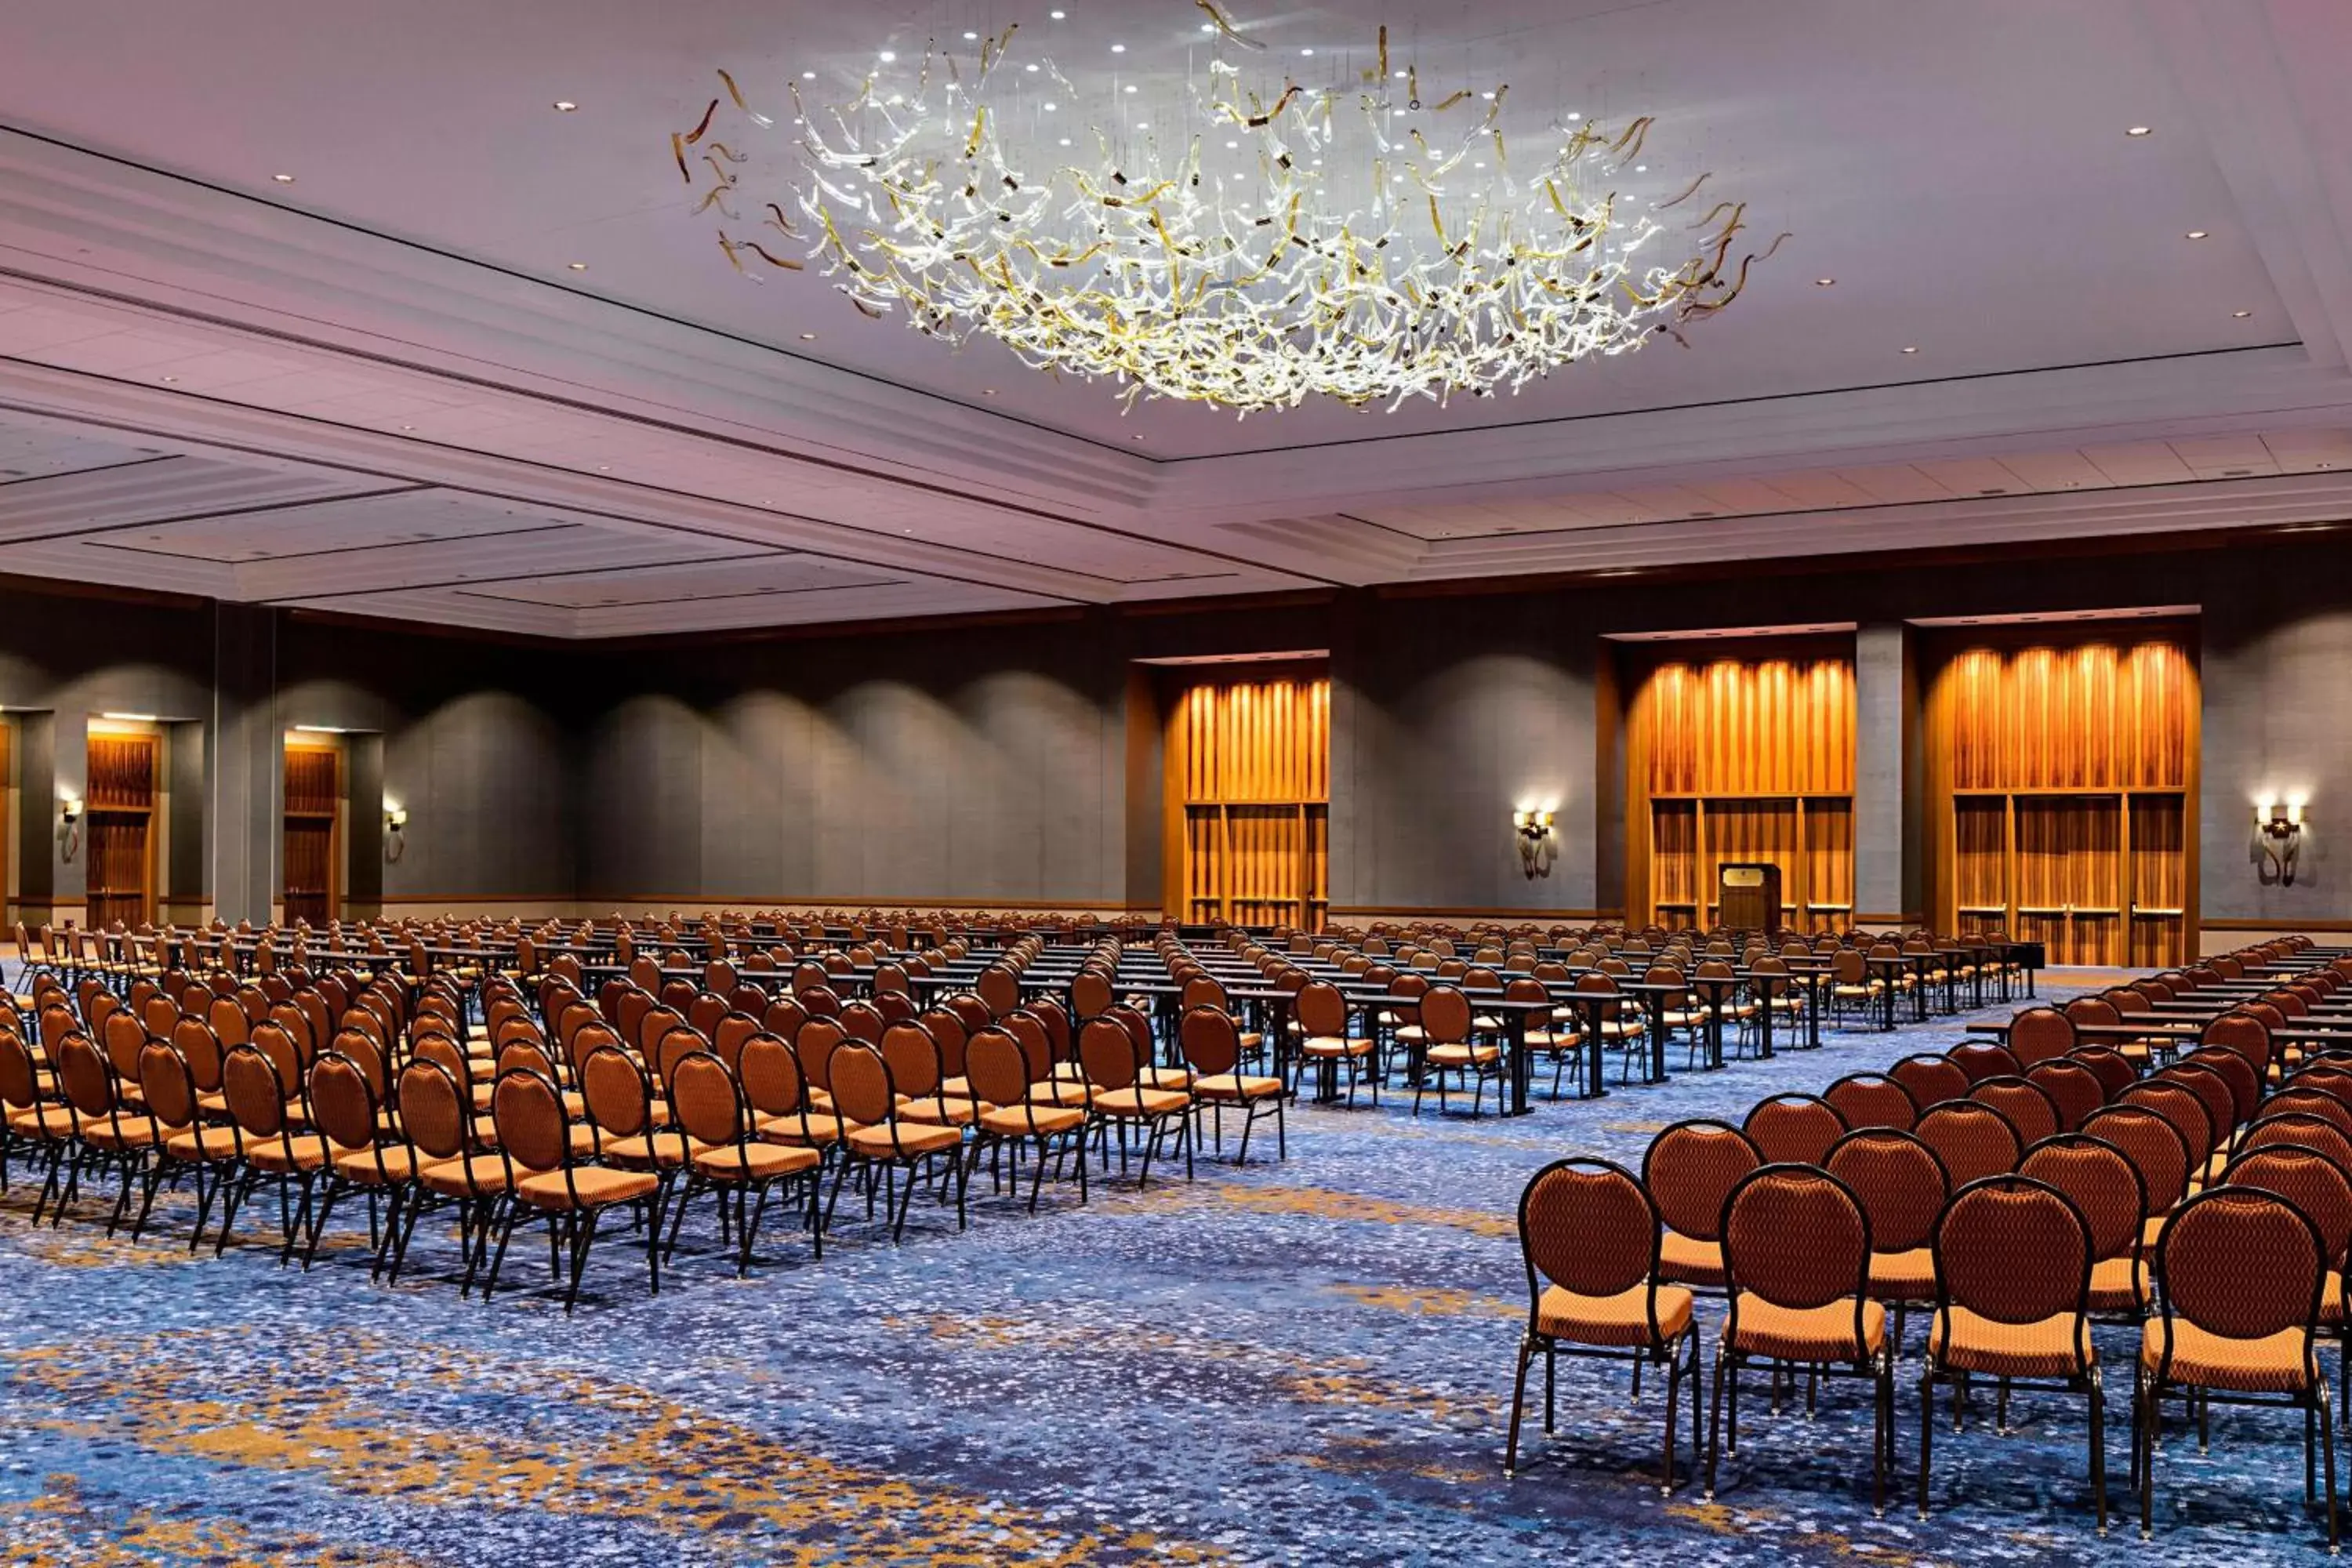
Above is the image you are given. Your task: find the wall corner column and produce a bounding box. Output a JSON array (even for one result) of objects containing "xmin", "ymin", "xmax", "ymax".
[
  {"xmin": 1853, "ymin": 622, "xmax": 1915, "ymax": 926},
  {"xmin": 209, "ymin": 604, "xmax": 278, "ymax": 925}
]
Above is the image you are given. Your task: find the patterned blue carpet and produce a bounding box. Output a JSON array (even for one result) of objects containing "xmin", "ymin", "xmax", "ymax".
[{"xmin": 5, "ymin": 970, "xmax": 2345, "ymax": 1565}]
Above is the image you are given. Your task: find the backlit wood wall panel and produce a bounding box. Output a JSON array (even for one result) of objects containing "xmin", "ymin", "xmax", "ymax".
[
  {"xmin": 1641, "ymin": 657, "xmax": 1855, "ymax": 796},
  {"xmin": 1923, "ymin": 627, "xmax": 2198, "ymax": 965},
  {"xmin": 1624, "ymin": 644, "xmax": 1856, "ymax": 929},
  {"xmin": 1942, "ymin": 641, "xmax": 2194, "ymax": 791},
  {"xmin": 84, "ymin": 734, "xmax": 158, "ymax": 929},
  {"xmin": 1163, "ymin": 670, "xmax": 1330, "ymax": 926},
  {"xmin": 284, "ymin": 743, "xmax": 341, "ymax": 927}
]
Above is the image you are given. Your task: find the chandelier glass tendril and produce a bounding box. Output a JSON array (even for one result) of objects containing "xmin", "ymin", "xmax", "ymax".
[{"xmin": 682, "ymin": 5, "xmax": 1779, "ymax": 415}]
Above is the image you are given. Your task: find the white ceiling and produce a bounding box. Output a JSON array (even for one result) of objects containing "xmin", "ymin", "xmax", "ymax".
[{"xmin": 0, "ymin": 0, "xmax": 2349, "ymax": 635}]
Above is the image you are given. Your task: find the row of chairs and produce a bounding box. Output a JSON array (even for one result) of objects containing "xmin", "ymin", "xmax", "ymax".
[{"xmin": 1508, "ymin": 941, "xmax": 2352, "ymax": 1545}]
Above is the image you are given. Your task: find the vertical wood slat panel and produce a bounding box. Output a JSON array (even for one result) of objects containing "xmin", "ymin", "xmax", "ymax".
[
  {"xmin": 1169, "ymin": 670, "xmax": 1330, "ymax": 924},
  {"xmin": 1639, "ymin": 655, "xmax": 1854, "ymax": 797},
  {"xmin": 1926, "ymin": 629, "xmax": 2194, "ymax": 963},
  {"xmin": 1629, "ymin": 648, "xmax": 1855, "ymax": 925}
]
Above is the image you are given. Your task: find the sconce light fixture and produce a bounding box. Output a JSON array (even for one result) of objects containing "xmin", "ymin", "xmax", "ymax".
[
  {"xmin": 58, "ymin": 794, "xmax": 82, "ymax": 863},
  {"xmin": 384, "ymin": 804, "xmax": 408, "ymax": 864},
  {"xmin": 1513, "ymin": 808, "xmax": 1557, "ymax": 880},
  {"xmin": 2256, "ymin": 799, "xmax": 2305, "ymax": 887}
]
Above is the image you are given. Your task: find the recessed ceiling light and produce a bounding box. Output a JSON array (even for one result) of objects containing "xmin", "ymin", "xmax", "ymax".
[
  {"xmin": 1225, "ymin": 139, "xmax": 1239, "ymax": 150},
  {"xmin": 1051, "ymin": 9, "xmax": 1065, "ymax": 17},
  {"xmin": 802, "ymin": 71, "xmax": 816, "ymax": 81},
  {"xmin": 982, "ymin": 387, "xmax": 998, "ymax": 396},
  {"xmin": 1815, "ymin": 278, "xmax": 1835, "ymax": 287},
  {"xmin": 1029, "ymin": 64, "xmax": 1043, "ymax": 73},
  {"xmin": 1900, "ymin": 346, "xmax": 1919, "ymax": 354},
  {"xmin": 877, "ymin": 50, "xmax": 895, "ymax": 63},
  {"xmin": 1566, "ymin": 112, "xmax": 1582, "ymax": 121},
  {"xmin": 400, "ymin": 424, "xmax": 416, "ymax": 431},
  {"xmin": 1131, "ymin": 434, "xmax": 1146, "ymax": 442},
  {"xmin": 2320, "ymin": 463, "xmax": 2337, "ymax": 470},
  {"xmin": 1044, "ymin": 101, "xmax": 1058, "ymax": 111},
  {"xmin": 159, "ymin": 376, "xmax": 178, "ymax": 383},
  {"xmin": 271, "ymin": 172, "xmax": 296, "ymax": 183},
  {"xmin": 566, "ymin": 261, "xmax": 588, "ymax": 270},
  {"xmin": 1634, "ymin": 163, "xmax": 1646, "ymax": 172},
  {"xmin": 2125, "ymin": 125, "xmax": 2151, "ymax": 136},
  {"xmin": 1111, "ymin": 43, "xmax": 1125, "ymax": 53},
  {"xmin": 1123, "ymin": 82, "xmax": 1136, "ymax": 93},
  {"xmin": 1300, "ymin": 47, "xmax": 1315, "ymax": 56},
  {"xmin": 597, "ymin": 464, "xmax": 610, "ymax": 471},
  {"xmin": 1058, "ymin": 136, "xmax": 1072, "ymax": 146},
  {"xmin": 1135, "ymin": 121, "xmax": 1149, "ymax": 130},
  {"xmin": 1200, "ymin": 20, "xmax": 1216, "ymax": 31},
  {"xmin": 799, "ymin": 332, "xmax": 817, "ymax": 340},
  {"xmin": 2232, "ymin": 309, "xmax": 2252, "ymax": 318},
  {"xmin": 962, "ymin": 31, "xmax": 978, "ymax": 40},
  {"xmin": 553, "ymin": 100, "xmax": 579, "ymax": 113},
  {"xmin": 2185, "ymin": 229, "xmax": 2209, "ymax": 240}
]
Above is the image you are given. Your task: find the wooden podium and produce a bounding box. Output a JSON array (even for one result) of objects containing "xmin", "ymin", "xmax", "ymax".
[{"xmin": 1717, "ymin": 862, "xmax": 1783, "ymax": 932}]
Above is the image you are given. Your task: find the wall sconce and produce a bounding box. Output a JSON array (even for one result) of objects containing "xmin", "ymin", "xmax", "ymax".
[
  {"xmin": 384, "ymin": 804, "xmax": 408, "ymax": 864},
  {"xmin": 58, "ymin": 794, "xmax": 82, "ymax": 864},
  {"xmin": 2257, "ymin": 800, "xmax": 2305, "ymax": 887},
  {"xmin": 1513, "ymin": 808, "xmax": 1557, "ymax": 880}
]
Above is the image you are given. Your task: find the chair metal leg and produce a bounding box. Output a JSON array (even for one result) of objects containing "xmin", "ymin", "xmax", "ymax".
[
  {"xmin": 1504, "ymin": 1335, "xmax": 1534, "ymax": 1478},
  {"xmin": 1918, "ymin": 1367, "xmax": 1935, "ymax": 1519},
  {"xmin": 2089, "ymin": 1366, "xmax": 2107, "ymax": 1536}
]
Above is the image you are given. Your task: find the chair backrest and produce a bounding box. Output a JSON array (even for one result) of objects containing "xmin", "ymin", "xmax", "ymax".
[
  {"xmin": 2063, "ymin": 996, "xmax": 2121, "ymax": 1028},
  {"xmin": 2224, "ymin": 1145, "xmax": 2352, "ymax": 1268},
  {"xmin": 491, "ymin": 1069, "xmax": 570, "ymax": 1174},
  {"xmin": 1641, "ymin": 1120, "xmax": 1762, "ymax": 1242},
  {"xmin": 2201, "ymin": 1011, "xmax": 2274, "ymax": 1076},
  {"xmin": 1418, "ymin": 985, "xmax": 1472, "ymax": 1045},
  {"xmin": 2160, "ymin": 1061, "xmax": 2242, "ymax": 1145},
  {"xmin": 1969, "ymin": 1076, "xmax": 2060, "ymax": 1146},
  {"xmin": 880, "ymin": 1021, "xmax": 944, "ymax": 1100},
  {"xmin": 394, "ymin": 1058, "xmax": 469, "ymax": 1162},
  {"xmin": 2260, "ymin": 1087, "xmax": 2352, "ymax": 1137},
  {"xmin": 1722, "ymin": 1165, "xmax": 1872, "ymax": 1332},
  {"xmin": 828, "ymin": 1041, "xmax": 895, "ymax": 1127},
  {"xmin": 2238, "ymin": 1112, "xmax": 2352, "ymax": 1177},
  {"xmin": 2153, "ymin": 1189, "xmax": 2323, "ymax": 1353},
  {"xmin": 1180, "ymin": 1007, "xmax": 1241, "ymax": 1076},
  {"xmin": 1889, "ymin": 1053, "xmax": 1971, "ymax": 1111},
  {"xmin": 2018, "ymin": 1133, "xmax": 2145, "ymax": 1264},
  {"xmin": 1824, "ymin": 1127, "xmax": 1949, "ymax": 1254},
  {"xmin": 1933, "ymin": 1176, "xmax": 2092, "ymax": 1367},
  {"xmin": 2067, "ymin": 1045, "xmax": 2139, "ymax": 1101},
  {"xmin": 2006, "ymin": 1007, "xmax": 2077, "ymax": 1067},
  {"xmin": 221, "ymin": 1044, "xmax": 289, "ymax": 1138},
  {"xmin": 670, "ymin": 1051, "xmax": 748, "ymax": 1148},
  {"xmin": 581, "ymin": 1044, "xmax": 660, "ymax": 1140},
  {"xmin": 2024, "ymin": 1059, "xmax": 2107, "ymax": 1132},
  {"xmin": 307, "ymin": 1051, "xmax": 379, "ymax": 1152},
  {"xmin": 1911, "ymin": 1101, "xmax": 2024, "ymax": 1188},
  {"xmin": 2080, "ymin": 1104, "xmax": 2192, "ymax": 1218},
  {"xmin": 1518, "ymin": 1158, "xmax": 1672, "ymax": 1341},
  {"xmin": 1742, "ymin": 1093, "xmax": 1848, "ymax": 1166},
  {"xmin": 1078, "ymin": 1016, "xmax": 1140, "ymax": 1091},
  {"xmin": 1947, "ymin": 1041, "xmax": 2022, "ymax": 1084},
  {"xmin": 1295, "ymin": 980, "xmax": 1347, "ymax": 1039},
  {"xmin": 1821, "ymin": 1073, "xmax": 1919, "ymax": 1132},
  {"xmin": 734, "ymin": 1033, "xmax": 808, "ymax": 1122},
  {"xmin": 2119, "ymin": 1080, "xmax": 2216, "ymax": 1165}
]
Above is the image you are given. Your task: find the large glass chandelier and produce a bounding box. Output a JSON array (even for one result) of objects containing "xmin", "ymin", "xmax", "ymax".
[{"xmin": 681, "ymin": 6, "xmax": 1777, "ymax": 415}]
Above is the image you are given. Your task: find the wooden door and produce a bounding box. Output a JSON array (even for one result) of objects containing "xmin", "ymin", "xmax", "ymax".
[
  {"xmin": 283, "ymin": 743, "xmax": 341, "ymax": 927},
  {"xmin": 85, "ymin": 734, "xmax": 157, "ymax": 929}
]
